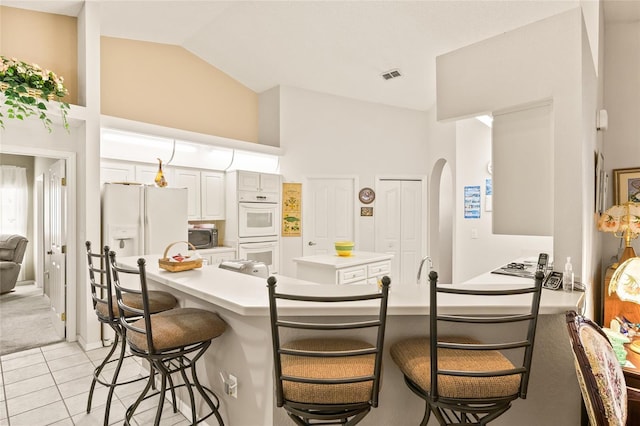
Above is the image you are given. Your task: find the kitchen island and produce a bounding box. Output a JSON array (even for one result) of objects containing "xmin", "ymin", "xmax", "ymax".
[
  {"xmin": 116, "ymin": 255, "xmax": 583, "ymax": 426},
  {"xmin": 292, "ymin": 251, "xmax": 393, "ymax": 285}
]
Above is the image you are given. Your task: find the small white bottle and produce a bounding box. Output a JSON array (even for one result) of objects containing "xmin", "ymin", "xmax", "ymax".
[{"xmin": 563, "ymin": 257, "xmax": 574, "ymax": 292}]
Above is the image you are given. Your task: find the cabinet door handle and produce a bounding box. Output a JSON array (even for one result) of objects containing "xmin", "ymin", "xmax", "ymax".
[{"xmin": 308, "ymin": 241, "xmax": 317, "ymax": 246}]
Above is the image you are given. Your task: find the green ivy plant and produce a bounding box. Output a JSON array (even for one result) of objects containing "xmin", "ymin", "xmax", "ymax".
[{"xmin": 0, "ymin": 55, "xmax": 70, "ymax": 132}]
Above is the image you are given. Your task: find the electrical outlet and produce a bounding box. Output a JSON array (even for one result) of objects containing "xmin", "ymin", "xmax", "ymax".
[
  {"xmin": 220, "ymin": 371, "xmax": 238, "ymax": 399},
  {"xmin": 228, "ymin": 374, "xmax": 238, "ymax": 398}
]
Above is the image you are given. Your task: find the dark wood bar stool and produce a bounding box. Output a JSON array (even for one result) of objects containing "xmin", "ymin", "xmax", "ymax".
[
  {"xmin": 267, "ymin": 275, "xmax": 391, "ymax": 426},
  {"xmin": 85, "ymin": 241, "xmax": 178, "ymax": 424},
  {"xmin": 391, "ymin": 270, "xmax": 543, "ymax": 426},
  {"xmin": 109, "ymin": 252, "xmax": 227, "ymax": 426}
]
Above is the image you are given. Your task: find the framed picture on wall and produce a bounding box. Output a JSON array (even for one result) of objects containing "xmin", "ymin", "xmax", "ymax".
[{"xmin": 613, "ymin": 167, "xmax": 640, "ymax": 204}]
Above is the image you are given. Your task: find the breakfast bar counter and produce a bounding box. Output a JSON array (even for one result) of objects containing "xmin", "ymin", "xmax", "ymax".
[{"xmin": 116, "ymin": 255, "xmax": 583, "ymax": 426}]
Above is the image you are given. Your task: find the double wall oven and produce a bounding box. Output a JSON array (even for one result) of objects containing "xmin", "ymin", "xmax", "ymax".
[{"xmin": 237, "ymin": 191, "xmax": 279, "ymax": 274}]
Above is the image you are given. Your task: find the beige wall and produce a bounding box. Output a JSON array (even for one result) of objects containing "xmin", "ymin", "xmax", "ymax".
[
  {"xmin": 101, "ymin": 37, "xmax": 259, "ymax": 142},
  {"xmin": 0, "ymin": 6, "xmax": 78, "ymax": 106}
]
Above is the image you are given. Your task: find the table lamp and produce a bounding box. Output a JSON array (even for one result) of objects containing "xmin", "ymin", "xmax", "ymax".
[
  {"xmin": 598, "ymin": 202, "xmax": 640, "ymax": 267},
  {"xmin": 609, "ymin": 257, "xmax": 640, "ymax": 353}
]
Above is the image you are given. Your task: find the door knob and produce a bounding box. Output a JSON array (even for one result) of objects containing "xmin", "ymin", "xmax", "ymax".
[
  {"xmin": 47, "ymin": 250, "xmax": 53, "ymax": 255},
  {"xmin": 308, "ymin": 241, "xmax": 317, "ymax": 246}
]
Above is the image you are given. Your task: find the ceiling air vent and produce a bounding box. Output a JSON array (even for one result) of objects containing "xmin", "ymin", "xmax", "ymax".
[{"xmin": 381, "ymin": 69, "xmax": 402, "ymax": 80}]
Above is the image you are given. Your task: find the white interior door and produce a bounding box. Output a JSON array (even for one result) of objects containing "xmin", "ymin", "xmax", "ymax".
[
  {"xmin": 375, "ymin": 179, "xmax": 424, "ymax": 285},
  {"xmin": 47, "ymin": 159, "xmax": 66, "ymax": 339},
  {"xmin": 304, "ymin": 178, "xmax": 355, "ymax": 256}
]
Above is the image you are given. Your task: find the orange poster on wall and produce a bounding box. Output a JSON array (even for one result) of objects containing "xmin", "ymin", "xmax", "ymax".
[{"xmin": 282, "ymin": 183, "xmax": 301, "ymax": 237}]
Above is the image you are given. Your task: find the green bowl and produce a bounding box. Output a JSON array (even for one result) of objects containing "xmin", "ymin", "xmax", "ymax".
[{"xmin": 335, "ymin": 241, "xmax": 354, "ymax": 256}]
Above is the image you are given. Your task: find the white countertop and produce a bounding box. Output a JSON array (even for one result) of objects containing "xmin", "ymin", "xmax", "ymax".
[
  {"xmin": 292, "ymin": 251, "xmax": 393, "ymax": 268},
  {"xmin": 116, "ymin": 255, "xmax": 582, "ymax": 317}
]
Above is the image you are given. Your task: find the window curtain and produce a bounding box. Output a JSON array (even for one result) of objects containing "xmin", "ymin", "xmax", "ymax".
[{"xmin": 0, "ymin": 166, "xmax": 28, "ymax": 236}]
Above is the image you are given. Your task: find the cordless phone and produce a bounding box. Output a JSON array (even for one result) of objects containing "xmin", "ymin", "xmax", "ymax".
[{"xmin": 536, "ymin": 253, "xmax": 549, "ymax": 274}]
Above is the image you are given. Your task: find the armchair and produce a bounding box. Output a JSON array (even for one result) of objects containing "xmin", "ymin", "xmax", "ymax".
[{"xmin": 0, "ymin": 234, "xmax": 28, "ymax": 294}]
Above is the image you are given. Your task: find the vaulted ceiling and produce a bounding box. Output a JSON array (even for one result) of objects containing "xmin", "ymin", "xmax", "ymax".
[{"xmin": 5, "ymin": 1, "xmax": 639, "ymax": 111}]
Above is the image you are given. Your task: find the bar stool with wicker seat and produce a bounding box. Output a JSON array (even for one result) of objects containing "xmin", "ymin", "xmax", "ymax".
[
  {"xmin": 267, "ymin": 275, "xmax": 391, "ymax": 426},
  {"xmin": 109, "ymin": 252, "xmax": 227, "ymax": 426},
  {"xmin": 85, "ymin": 241, "xmax": 178, "ymax": 424},
  {"xmin": 391, "ymin": 270, "xmax": 543, "ymax": 426}
]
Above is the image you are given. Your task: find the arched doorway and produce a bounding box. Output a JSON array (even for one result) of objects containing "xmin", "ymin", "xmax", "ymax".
[{"xmin": 429, "ymin": 158, "xmax": 453, "ymax": 283}]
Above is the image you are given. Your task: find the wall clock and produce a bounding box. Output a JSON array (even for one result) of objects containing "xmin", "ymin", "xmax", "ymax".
[{"xmin": 359, "ymin": 187, "xmax": 375, "ymax": 204}]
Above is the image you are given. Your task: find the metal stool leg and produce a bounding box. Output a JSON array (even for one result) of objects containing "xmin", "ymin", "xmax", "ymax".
[
  {"xmin": 102, "ymin": 333, "xmax": 128, "ymax": 425},
  {"xmin": 124, "ymin": 370, "xmax": 155, "ymax": 426},
  {"xmin": 190, "ymin": 343, "xmax": 224, "ymax": 425},
  {"xmin": 87, "ymin": 330, "xmax": 120, "ymax": 414}
]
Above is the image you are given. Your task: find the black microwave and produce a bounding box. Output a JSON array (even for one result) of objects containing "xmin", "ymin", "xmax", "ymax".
[{"xmin": 188, "ymin": 228, "xmax": 218, "ymax": 249}]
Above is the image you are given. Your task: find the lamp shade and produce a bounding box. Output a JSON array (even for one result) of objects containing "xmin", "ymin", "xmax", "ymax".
[
  {"xmin": 598, "ymin": 202, "xmax": 640, "ymax": 265},
  {"xmin": 609, "ymin": 257, "xmax": 640, "ymax": 304},
  {"xmin": 598, "ymin": 202, "xmax": 640, "ymax": 234}
]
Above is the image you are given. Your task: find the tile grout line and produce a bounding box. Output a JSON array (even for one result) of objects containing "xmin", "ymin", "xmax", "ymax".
[{"xmin": 45, "ymin": 347, "xmax": 75, "ymax": 425}]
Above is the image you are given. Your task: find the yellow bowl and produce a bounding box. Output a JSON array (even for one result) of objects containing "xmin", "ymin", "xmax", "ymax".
[{"xmin": 335, "ymin": 241, "xmax": 354, "ymax": 256}]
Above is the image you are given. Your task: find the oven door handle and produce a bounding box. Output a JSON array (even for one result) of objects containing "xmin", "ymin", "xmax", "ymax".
[{"xmin": 241, "ymin": 243, "xmax": 276, "ymax": 249}]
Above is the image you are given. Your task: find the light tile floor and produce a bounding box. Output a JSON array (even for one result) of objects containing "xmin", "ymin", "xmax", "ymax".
[{"xmin": 0, "ymin": 341, "xmax": 190, "ymax": 425}]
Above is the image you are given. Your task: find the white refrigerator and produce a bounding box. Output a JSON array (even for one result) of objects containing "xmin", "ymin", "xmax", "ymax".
[{"xmin": 102, "ymin": 183, "xmax": 189, "ymax": 257}]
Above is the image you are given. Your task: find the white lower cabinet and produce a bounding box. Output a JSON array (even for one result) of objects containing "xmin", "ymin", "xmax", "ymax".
[
  {"xmin": 337, "ymin": 266, "xmax": 367, "ymax": 285},
  {"xmin": 366, "ymin": 260, "xmax": 392, "ymax": 285},
  {"xmin": 197, "ymin": 247, "xmax": 236, "ymax": 266},
  {"xmin": 338, "ymin": 260, "xmax": 391, "ymax": 285}
]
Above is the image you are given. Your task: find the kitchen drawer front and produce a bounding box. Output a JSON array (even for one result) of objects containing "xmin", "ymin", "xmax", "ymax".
[
  {"xmin": 338, "ymin": 266, "xmax": 368, "ymax": 284},
  {"xmin": 368, "ymin": 261, "xmax": 391, "ymax": 278}
]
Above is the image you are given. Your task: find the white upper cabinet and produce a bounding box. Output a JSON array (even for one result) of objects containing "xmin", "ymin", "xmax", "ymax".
[
  {"xmin": 201, "ymin": 172, "xmax": 225, "ymax": 220},
  {"xmin": 174, "ymin": 168, "xmax": 202, "ymax": 220},
  {"xmin": 175, "ymin": 168, "xmax": 225, "ymax": 220},
  {"xmin": 101, "ymin": 160, "xmax": 226, "ymax": 221},
  {"xmin": 100, "ymin": 160, "xmax": 135, "ymax": 184},
  {"xmin": 136, "ymin": 164, "xmax": 173, "ymax": 187},
  {"xmin": 237, "ymin": 171, "xmax": 280, "ymax": 193},
  {"xmin": 100, "ymin": 160, "xmax": 172, "ymax": 187}
]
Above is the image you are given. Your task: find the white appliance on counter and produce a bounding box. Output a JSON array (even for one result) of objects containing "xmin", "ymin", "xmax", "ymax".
[
  {"xmin": 102, "ymin": 183, "xmax": 188, "ymax": 257},
  {"xmin": 226, "ymin": 170, "xmax": 281, "ymax": 274}
]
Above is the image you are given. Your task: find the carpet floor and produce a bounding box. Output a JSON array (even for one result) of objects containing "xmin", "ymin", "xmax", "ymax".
[{"xmin": 0, "ymin": 282, "xmax": 63, "ymax": 356}]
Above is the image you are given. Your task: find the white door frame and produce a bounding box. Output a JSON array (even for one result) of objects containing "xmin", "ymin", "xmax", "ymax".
[
  {"xmin": 35, "ymin": 174, "xmax": 45, "ymax": 289},
  {"xmin": 0, "ymin": 143, "xmax": 76, "ymax": 343}
]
